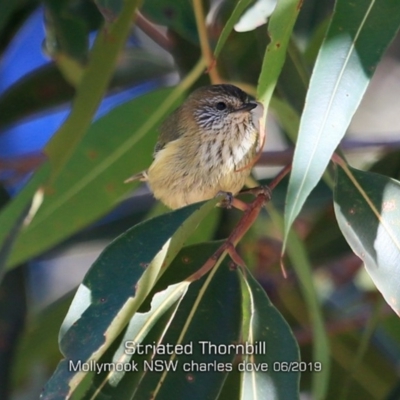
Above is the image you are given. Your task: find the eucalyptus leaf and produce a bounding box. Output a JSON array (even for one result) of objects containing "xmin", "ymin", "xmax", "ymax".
[
  {"xmin": 238, "ymin": 269, "xmax": 300, "ymax": 399},
  {"xmin": 7, "ymin": 88, "xmax": 178, "ymax": 268},
  {"xmin": 334, "ymin": 165, "xmax": 400, "ymax": 316},
  {"xmin": 257, "ymin": 0, "xmax": 300, "ymax": 110},
  {"xmin": 284, "ymin": 0, "xmax": 400, "ymax": 242},
  {"xmin": 129, "ymin": 242, "xmax": 242, "ymax": 400},
  {"xmin": 41, "ymin": 199, "xmax": 217, "ymax": 399}
]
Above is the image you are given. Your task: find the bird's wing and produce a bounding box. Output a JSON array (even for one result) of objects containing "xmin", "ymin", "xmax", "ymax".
[
  {"xmin": 124, "ymin": 170, "xmax": 148, "ymax": 183},
  {"xmin": 153, "ymin": 107, "xmax": 185, "ymax": 157}
]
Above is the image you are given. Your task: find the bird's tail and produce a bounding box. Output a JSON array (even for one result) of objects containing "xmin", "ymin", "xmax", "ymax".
[{"xmin": 124, "ymin": 171, "xmax": 148, "ymax": 183}]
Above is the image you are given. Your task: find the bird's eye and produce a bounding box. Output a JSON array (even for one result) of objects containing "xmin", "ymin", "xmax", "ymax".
[{"xmin": 216, "ymin": 102, "xmax": 227, "ymax": 111}]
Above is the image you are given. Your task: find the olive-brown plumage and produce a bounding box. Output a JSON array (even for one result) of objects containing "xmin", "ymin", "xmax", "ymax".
[{"xmin": 127, "ymin": 84, "xmax": 263, "ymax": 209}]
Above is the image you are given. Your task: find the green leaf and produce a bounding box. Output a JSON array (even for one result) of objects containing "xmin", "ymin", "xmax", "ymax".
[
  {"xmin": 213, "ymin": 0, "xmax": 253, "ymax": 58},
  {"xmin": 238, "ymin": 269, "xmax": 300, "ymax": 399},
  {"xmin": 129, "ymin": 242, "xmax": 242, "ymax": 400},
  {"xmin": 78, "ymin": 283, "xmax": 189, "ymax": 399},
  {"xmin": 42, "ymin": 200, "xmax": 217, "ymax": 399},
  {"xmin": 334, "ymin": 165, "xmax": 400, "ymax": 316},
  {"xmin": 257, "ymin": 0, "xmax": 300, "ymax": 108},
  {"xmin": 81, "ymin": 296, "xmax": 183, "ymax": 399},
  {"xmin": 7, "ymin": 57, "xmax": 206, "ymax": 269},
  {"xmin": 7, "ymin": 88, "xmax": 177, "ymax": 268},
  {"xmin": 284, "ymin": 0, "xmax": 400, "ymax": 242},
  {"xmin": 108, "ymin": 282, "xmax": 189, "ymax": 386}
]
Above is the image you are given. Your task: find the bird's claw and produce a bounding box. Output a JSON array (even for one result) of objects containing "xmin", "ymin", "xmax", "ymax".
[{"xmin": 216, "ymin": 191, "xmax": 234, "ymax": 208}]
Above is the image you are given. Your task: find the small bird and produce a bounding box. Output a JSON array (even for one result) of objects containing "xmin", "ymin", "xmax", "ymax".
[{"xmin": 126, "ymin": 84, "xmax": 264, "ymax": 209}]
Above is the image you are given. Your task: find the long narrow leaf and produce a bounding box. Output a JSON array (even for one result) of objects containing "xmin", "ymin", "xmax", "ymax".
[
  {"xmin": 238, "ymin": 269, "xmax": 300, "ymax": 399},
  {"xmin": 7, "ymin": 59, "xmax": 206, "ymax": 269},
  {"xmin": 257, "ymin": 0, "xmax": 300, "ymax": 109},
  {"xmin": 284, "ymin": 0, "xmax": 400, "ymax": 242},
  {"xmin": 334, "ymin": 164, "xmax": 400, "ymax": 316}
]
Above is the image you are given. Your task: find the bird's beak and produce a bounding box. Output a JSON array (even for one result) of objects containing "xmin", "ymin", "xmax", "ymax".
[{"xmin": 232, "ymin": 102, "xmax": 258, "ymax": 113}]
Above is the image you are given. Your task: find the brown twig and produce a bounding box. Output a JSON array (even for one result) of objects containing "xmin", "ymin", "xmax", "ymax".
[
  {"xmin": 256, "ymin": 149, "xmax": 294, "ymax": 166},
  {"xmin": 192, "ymin": 0, "xmax": 222, "ymax": 83},
  {"xmin": 268, "ymin": 163, "xmax": 292, "ymax": 190},
  {"xmin": 135, "ymin": 11, "xmax": 173, "ymax": 50},
  {"xmin": 186, "ymin": 190, "xmax": 269, "ymax": 282}
]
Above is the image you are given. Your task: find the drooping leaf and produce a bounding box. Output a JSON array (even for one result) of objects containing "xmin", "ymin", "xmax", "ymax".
[
  {"xmin": 42, "ymin": 199, "xmax": 217, "ymax": 399},
  {"xmin": 284, "ymin": 0, "xmax": 400, "ymax": 242},
  {"xmin": 334, "ymin": 164, "xmax": 400, "ymax": 316}
]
